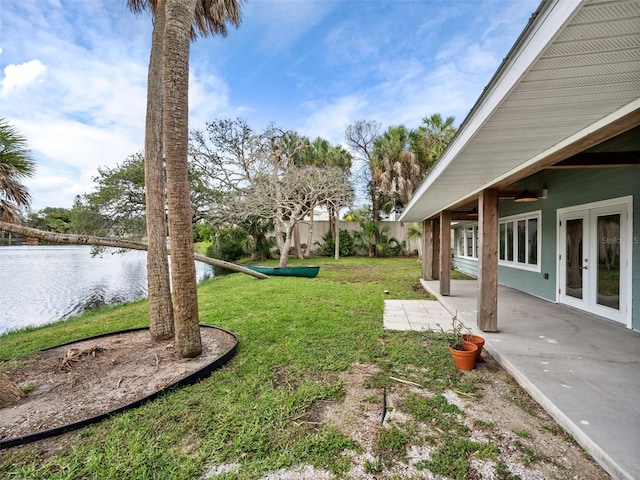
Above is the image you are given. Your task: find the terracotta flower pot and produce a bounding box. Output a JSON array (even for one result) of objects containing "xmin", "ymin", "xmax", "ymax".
[
  {"xmin": 462, "ymin": 334, "xmax": 485, "ymax": 361},
  {"xmin": 448, "ymin": 342, "xmax": 478, "ymax": 371}
]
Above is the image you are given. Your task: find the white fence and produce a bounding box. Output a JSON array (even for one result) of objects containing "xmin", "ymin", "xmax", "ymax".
[{"xmin": 293, "ymin": 221, "xmax": 420, "ymax": 255}]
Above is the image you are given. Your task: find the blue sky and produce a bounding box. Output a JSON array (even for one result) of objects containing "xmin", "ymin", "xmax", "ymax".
[{"xmin": 1, "ymin": 0, "xmax": 540, "ymax": 210}]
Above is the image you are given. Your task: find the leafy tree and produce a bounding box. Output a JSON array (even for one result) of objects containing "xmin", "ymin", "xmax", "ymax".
[
  {"xmin": 344, "ymin": 206, "xmax": 371, "ymax": 222},
  {"xmin": 0, "ymin": 117, "xmax": 36, "ymax": 223},
  {"xmin": 84, "ymin": 153, "xmax": 148, "ymax": 238},
  {"xmin": 25, "ymin": 207, "xmax": 73, "ymax": 233},
  {"xmin": 70, "ymin": 152, "xmax": 217, "ymax": 239}
]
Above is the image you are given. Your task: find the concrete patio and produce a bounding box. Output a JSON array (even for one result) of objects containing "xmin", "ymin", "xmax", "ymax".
[{"xmin": 383, "ymin": 279, "xmax": 640, "ymax": 480}]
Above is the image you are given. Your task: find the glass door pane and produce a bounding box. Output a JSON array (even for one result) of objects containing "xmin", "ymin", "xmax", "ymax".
[
  {"xmin": 565, "ymin": 218, "xmax": 583, "ymax": 300},
  {"xmin": 596, "ymin": 214, "xmax": 620, "ymax": 310}
]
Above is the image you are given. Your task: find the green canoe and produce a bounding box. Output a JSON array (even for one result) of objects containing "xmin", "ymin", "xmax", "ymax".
[{"xmin": 245, "ymin": 266, "xmax": 320, "ymax": 278}]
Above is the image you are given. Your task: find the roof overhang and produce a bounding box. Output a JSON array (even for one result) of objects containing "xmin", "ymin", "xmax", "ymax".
[{"xmin": 400, "ymin": 0, "xmax": 640, "ymax": 223}]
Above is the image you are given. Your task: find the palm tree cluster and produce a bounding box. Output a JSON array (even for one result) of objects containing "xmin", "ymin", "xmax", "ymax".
[
  {"xmin": 370, "ymin": 113, "xmax": 456, "ymax": 217},
  {"xmin": 0, "ymin": 117, "xmax": 36, "ymax": 223}
]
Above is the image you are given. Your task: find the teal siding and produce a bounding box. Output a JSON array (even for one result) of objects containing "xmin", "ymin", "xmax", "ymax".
[
  {"xmin": 498, "ymin": 168, "xmax": 639, "ymax": 329},
  {"xmin": 453, "ymin": 256, "xmax": 478, "ymax": 277}
]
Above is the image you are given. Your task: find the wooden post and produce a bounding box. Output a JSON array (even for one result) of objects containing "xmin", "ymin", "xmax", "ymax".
[
  {"xmin": 477, "ymin": 189, "xmax": 499, "ymax": 331},
  {"xmin": 422, "ymin": 219, "xmax": 433, "ymax": 280},
  {"xmin": 439, "ymin": 210, "xmax": 451, "ymax": 296},
  {"xmin": 433, "ymin": 218, "xmax": 440, "ymax": 280}
]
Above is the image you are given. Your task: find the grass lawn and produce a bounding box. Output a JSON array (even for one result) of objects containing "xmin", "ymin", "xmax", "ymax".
[{"xmin": 0, "ymin": 257, "xmax": 593, "ymax": 479}]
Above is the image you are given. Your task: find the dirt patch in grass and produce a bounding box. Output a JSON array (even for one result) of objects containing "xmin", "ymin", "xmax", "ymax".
[
  {"xmin": 0, "ymin": 327, "xmax": 236, "ymax": 445},
  {"xmin": 203, "ymin": 356, "xmax": 609, "ymax": 479},
  {"xmin": 320, "ymin": 358, "xmax": 609, "ymax": 480}
]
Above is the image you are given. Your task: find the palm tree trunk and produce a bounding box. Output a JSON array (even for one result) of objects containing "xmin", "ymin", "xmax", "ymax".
[
  {"xmin": 145, "ymin": 0, "xmax": 174, "ymax": 342},
  {"xmin": 163, "ymin": 0, "xmax": 201, "ymax": 358}
]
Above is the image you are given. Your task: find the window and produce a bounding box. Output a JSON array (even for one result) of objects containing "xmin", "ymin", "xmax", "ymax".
[
  {"xmin": 465, "ymin": 227, "xmax": 474, "ymax": 257},
  {"xmin": 499, "ymin": 212, "xmax": 541, "ymax": 271},
  {"xmin": 456, "ymin": 211, "xmax": 541, "ymax": 270},
  {"xmin": 457, "ymin": 225, "xmax": 478, "ymax": 259}
]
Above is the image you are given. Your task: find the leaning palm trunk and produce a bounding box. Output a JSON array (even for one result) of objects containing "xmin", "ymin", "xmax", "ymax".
[
  {"xmin": 163, "ymin": 0, "xmax": 201, "ymax": 358},
  {"xmin": 144, "ymin": 0, "xmax": 174, "ymax": 342},
  {"xmin": 0, "ymin": 222, "xmax": 269, "ymax": 279}
]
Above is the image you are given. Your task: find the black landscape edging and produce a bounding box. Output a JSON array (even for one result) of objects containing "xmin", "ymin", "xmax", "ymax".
[{"xmin": 0, "ymin": 324, "xmax": 238, "ymax": 450}]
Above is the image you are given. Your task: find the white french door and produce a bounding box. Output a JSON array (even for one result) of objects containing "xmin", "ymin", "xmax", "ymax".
[{"xmin": 557, "ymin": 197, "xmax": 632, "ymax": 325}]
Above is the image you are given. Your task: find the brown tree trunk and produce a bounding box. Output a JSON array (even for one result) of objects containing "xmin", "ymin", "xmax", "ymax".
[
  {"xmin": 304, "ymin": 208, "xmax": 314, "ymax": 258},
  {"xmin": 293, "ymin": 223, "xmax": 303, "ymax": 259},
  {"xmin": 0, "ymin": 373, "xmax": 23, "ymax": 408},
  {"xmin": 145, "ymin": 0, "xmax": 174, "ymax": 342},
  {"xmin": 334, "ymin": 213, "xmax": 340, "ymax": 260},
  {"xmin": 278, "ymin": 224, "xmax": 294, "ymax": 268},
  {"xmin": 163, "ymin": 0, "xmax": 201, "ymax": 358}
]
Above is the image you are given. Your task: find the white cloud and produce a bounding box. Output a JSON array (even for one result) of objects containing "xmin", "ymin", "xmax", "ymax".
[
  {"xmin": 299, "ymin": 95, "xmax": 366, "ymax": 145},
  {"xmin": 1, "ymin": 59, "xmax": 48, "ymax": 97},
  {"xmin": 189, "ymin": 67, "xmax": 233, "ymax": 129},
  {"xmin": 25, "ymin": 172, "xmax": 86, "ymax": 211}
]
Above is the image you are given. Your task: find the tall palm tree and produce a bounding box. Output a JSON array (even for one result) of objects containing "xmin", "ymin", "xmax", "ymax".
[
  {"xmin": 130, "ymin": 0, "xmax": 173, "ymax": 342},
  {"xmin": 296, "ymin": 137, "xmax": 352, "ymax": 257},
  {"xmin": 127, "ymin": 0, "xmax": 242, "ymax": 350},
  {"xmin": 0, "ymin": 118, "xmax": 36, "ymax": 223},
  {"xmin": 371, "ymin": 125, "xmax": 426, "ymax": 213},
  {"xmin": 162, "ymin": 0, "xmax": 202, "ymax": 358},
  {"xmin": 419, "ymin": 113, "xmax": 456, "ymax": 167}
]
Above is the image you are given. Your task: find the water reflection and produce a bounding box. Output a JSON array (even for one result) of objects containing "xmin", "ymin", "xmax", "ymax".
[{"xmin": 0, "ymin": 245, "xmax": 214, "ymax": 335}]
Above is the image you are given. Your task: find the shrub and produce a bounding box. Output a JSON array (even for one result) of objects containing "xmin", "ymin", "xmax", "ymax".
[
  {"xmin": 206, "ymin": 226, "xmax": 252, "ymax": 262},
  {"xmin": 315, "ymin": 230, "xmax": 356, "ymax": 257}
]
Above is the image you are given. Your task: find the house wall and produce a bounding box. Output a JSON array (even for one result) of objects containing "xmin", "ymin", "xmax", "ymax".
[
  {"xmin": 452, "ymin": 167, "xmax": 639, "ymax": 330},
  {"xmin": 452, "ymin": 252, "xmax": 477, "ymax": 278}
]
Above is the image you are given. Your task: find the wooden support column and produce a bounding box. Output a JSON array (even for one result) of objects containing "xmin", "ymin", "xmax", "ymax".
[
  {"xmin": 477, "ymin": 189, "xmax": 499, "ymax": 331},
  {"xmin": 439, "ymin": 210, "xmax": 451, "ymax": 296},
  {"xmin": 432, "ymin": 218, "xmax": 440, "ymax": 280},
  {"xmin": 422, "ymin": 219, "xmax": 433, "ymax": 280}
]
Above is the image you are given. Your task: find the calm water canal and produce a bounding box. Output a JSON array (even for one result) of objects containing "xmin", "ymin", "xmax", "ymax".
[{"xmin": 0, "ymin": 245, "xmax": 215, "ymax": 335}]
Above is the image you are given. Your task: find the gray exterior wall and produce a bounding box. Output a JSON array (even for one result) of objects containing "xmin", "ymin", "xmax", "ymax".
[{"xmin": 452, "ymin": 168, "xmax": 639, "ymax": 330}]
